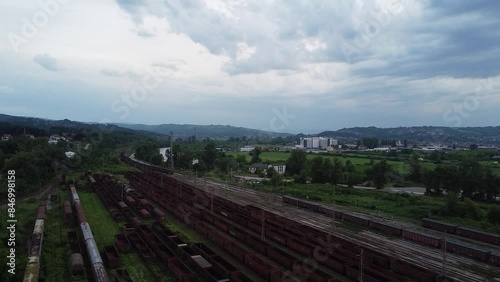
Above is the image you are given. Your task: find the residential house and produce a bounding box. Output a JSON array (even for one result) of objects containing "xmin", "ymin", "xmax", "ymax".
[
  {"xmin": 1, "ymin": 134, "xmax": 12, "ymax": 141},
  {"xmin": 249, "ymin": 163, "xmax": 286, "ymax": 175},
  {"xmin": 48, "ymin": 134, "xmax": 66, "ymax": 145},
  {"xmin": 272, "ymin": 163, "xmax": 286, "ymax": 174},
  {"xmin": 240, "ymin": 145, "xmax": 255, "ymax": 152}
]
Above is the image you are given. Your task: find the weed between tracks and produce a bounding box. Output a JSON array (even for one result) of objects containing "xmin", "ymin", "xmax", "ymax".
[
  {"xmin": 77, "ymin": 190, "xmax": 161, "ymax": 281},
  {"xmin": 162, "ymin": 218, "xmax": 200, "ymax": 245},
  {"xmin": 41, "ymin": 191, "xmax": 71, "ymax": 282}
]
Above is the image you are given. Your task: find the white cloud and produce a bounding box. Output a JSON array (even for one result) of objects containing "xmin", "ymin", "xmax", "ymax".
[
  {"xmin": 235, "ymin": 42, "xmax": 256, "ymax": 62},
  {"xmin": 101, "ymin": 69, "xmax": 123, "ymax": 76},
  {"xmin": 0, "ymin": 86, "xmax": 14, "ymax": 94},
  {"xmin": 203, "ymin": 0, "xmax": 244, "ymax": 20},
  {"xmin": 303, "ymin": 38, "xmax": 327, "ymax": 52},
  {"xmin": 33, "ymin": 53, "xmax": 61, "ymax": 71}
]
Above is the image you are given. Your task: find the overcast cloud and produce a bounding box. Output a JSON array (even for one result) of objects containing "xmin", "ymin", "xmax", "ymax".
[
  {"xmin": 33, "ymin": 53, "xmax": 61, "ymax": 71},
  {"xmin": 0, "ymin": 0, "xmax": 499, "ymax": 133}
]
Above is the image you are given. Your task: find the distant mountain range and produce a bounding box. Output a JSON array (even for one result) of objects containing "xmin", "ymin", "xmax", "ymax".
[
  {"xmin": 1, "ymin": 113, "xmax": 499, "ymax": 144},
  {"xmin": 114, "ymin": 123, "xmax": 292, "ymax": 138},
  {"xmin": 0, "ymin": 113, "xmax": 291, "ymax": 139},
  {"xmin": 317, "ymin": 126, "xmax": 500, "ymax": 145}
]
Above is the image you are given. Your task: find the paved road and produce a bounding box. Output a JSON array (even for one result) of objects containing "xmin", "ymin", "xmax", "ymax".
[{"xmin": 382, "ymin": 186, "xmax": 426, "ymax": 195}]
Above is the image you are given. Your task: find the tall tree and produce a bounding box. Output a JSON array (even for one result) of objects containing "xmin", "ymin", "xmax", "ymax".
[
  {"xmin": 458, "ymin": 159, "xmax": 484, "ymax": 198},
  {"xmin": 286, "ymin": 150, "xmax": 307, "ymax": 175},
  {"xmin": 310, "ymin": 156, "xmax": 327, "ymax": 183},
  {"xmin": 330, "ymin": 158, "xmax": 343, "ymax": 185},
  {"xmin": 407, "ymin": 153, "xmax": 423, "ymax": 183},
  {"xmin": 135, "ymin": 139, "xmax": 162, "ymax": 163},
  {"xmin": 267, "ymin": 166, "xmax": 277, "ymax": 178},
  {"xmin": 366, "ymin": 160, "xmax": 391, "ymax": 189},
  {"xmin": 249, "ymin": 147, "xmax": 262, "ymax": 164},
  {"xmin": 361, "ymin": 137, "xmax": 379, "ymax": 149},
  {"xmin": 201, "ymin": 142, "xmax": 217, "ymax": 169}
]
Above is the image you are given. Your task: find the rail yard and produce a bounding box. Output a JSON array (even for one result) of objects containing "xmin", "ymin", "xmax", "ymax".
[{"xmin": 17, "ymin": 153, "xmax": 500, "ymax": 281}]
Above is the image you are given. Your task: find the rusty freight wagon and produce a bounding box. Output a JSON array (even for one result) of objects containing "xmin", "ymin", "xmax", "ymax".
[{"xmin": 402, "ymin": 228, "xmax": 442, "ymax": 248}]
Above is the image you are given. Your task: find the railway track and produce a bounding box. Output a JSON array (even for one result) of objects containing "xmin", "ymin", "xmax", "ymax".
[
  {"xmin": 172, "ymin": 173, "xmax": 500, "ymax": 281},
  {"xmin": 279, "ymin": 204, "xmax": 498, "ymax": 282}
]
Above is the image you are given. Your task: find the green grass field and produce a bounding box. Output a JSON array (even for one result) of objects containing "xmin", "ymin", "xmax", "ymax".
[
  {"xmin": 228, "ymin": 151, "xmax": 500, "ymax": 176},
  {"xmin": 227, "ymin": 151, "xmax": 428, "ymax": 174},
  {"xmin": 1, "ymin": 197, "xmax": 41, "ymax": 282},
  {"xmin": 479, "ymin": 161, "xmax": 500, "ymax": 176}
]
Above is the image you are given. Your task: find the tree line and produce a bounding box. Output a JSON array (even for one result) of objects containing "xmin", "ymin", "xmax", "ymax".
[
  {"xmin": 284, "ymin": 150, "xmax": 500, "ymax": 202},
  {"xmin": 0, "ymin": 137, "xmax": 66, "ymax": 199},
  {"xmin": 421, "ymin": 159, "xmax": 500, "ymax": 201}
]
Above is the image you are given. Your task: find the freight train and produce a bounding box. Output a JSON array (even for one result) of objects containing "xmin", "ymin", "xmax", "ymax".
[
  {"xmin": 69, "ymin": 184, "xmax": 110, "ymax": 282},
  {"xmin": 23, "ymin": 201, "xmax": 46, "ymax": 282},
  {"xmin": 119, "ymin": 151, "xmax": 173, "ymax": 175},
  {"xmin": 422, "ymin": 218, "xmax": 500, "ymax": 245},
  {"xmin": 282, "ymin": 195, "xmax": 500, "ymax": 267}
]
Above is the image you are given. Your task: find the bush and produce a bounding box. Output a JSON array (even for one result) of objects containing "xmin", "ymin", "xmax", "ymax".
[
  {"xmin": 464, "ymin": 198, "xmax": 484, "ymax": 220},
  {"xmin": 487, "ymin": 206, "xmax": 500, "ymax": 225}
]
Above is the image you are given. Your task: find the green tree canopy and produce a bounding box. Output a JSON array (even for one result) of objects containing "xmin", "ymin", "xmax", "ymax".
[
  {"xmin": 366, "ymin": 159, "xmax": 392, "ymax": 189},
  {"xmin": 286, "ymin": 150, "xmax": 307, "ymax": 175}
]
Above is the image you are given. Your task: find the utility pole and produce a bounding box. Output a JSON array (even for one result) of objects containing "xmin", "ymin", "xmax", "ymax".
[
  {"xmin": 333, "ymin": 184, "xmax": 336, "ymax": 206},
  {"xmin": 332, "ymin": 183, "xmax": 337, "ymax": 229},
  {"xmin": 225, "ymin": 176, "xmax": 228, "ymax": 197},
  {"xmin": 359, "ymin": 248, "xmax": 364, "ymax": 282},
  {"xmin": 261, "ymin": 210, "xmax": 265, "ymax": 241},
  {"xmin": 210, "ymin": 187, "xmax": 214, "ymax": 213},
  {"xmin": 170, "ymin": 131, "xmax": 174, "ymax": 169},
  {"xmin": 428, "ymin": 194, "xmax": 432, "ymax": 218},
  {"xmin": 442, "ymin": 230, "xmax": 447, "ymax": 277}
]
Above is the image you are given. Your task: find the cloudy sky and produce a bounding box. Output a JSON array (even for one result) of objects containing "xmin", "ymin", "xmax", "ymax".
[{"xmin": 0, "ymin": 0, "xmax": 499, "ymax": 134}]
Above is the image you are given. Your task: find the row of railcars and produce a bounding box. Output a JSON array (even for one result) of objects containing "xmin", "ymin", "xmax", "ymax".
[
  {"xmin": 70, "ymin": 184, "xmax": 110, "ymax": 282},
  {"xmin": 124, "ymin": 166, "xmax": 448, "ymax": 282},
  {"xmin": 422, "ymin": 218, "xmax": 500, "ymax": 245},
  {"xmin": 92, "ymin": 172, "xmax": 246, "ymax": 281},
  {"xmin": 23, "ymin": 201, "xmax": 46, "ymax": 282},
  {"xmin": 120, "ymin": 151, "xmax": 173, "ymax": 175},
  {"xmin": 283, "ymin": 195, "xmax": 500, "ymax": 268}
]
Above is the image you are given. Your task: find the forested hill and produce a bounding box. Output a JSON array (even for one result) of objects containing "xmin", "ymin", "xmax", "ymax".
[
  {"xmin": 318, "ymin": 126, "xmax": 500, "ymax": 144},
  {"xmin": 0, "ymin": 113, "xmax": 291, "ymax": 139},
  {"xmin": 114, "ymin": 123, "xmax": 292, "ymax": 138},
  {"xmin": 0, "ymin": 113, "xmax": 165, "ymax": 137}
]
